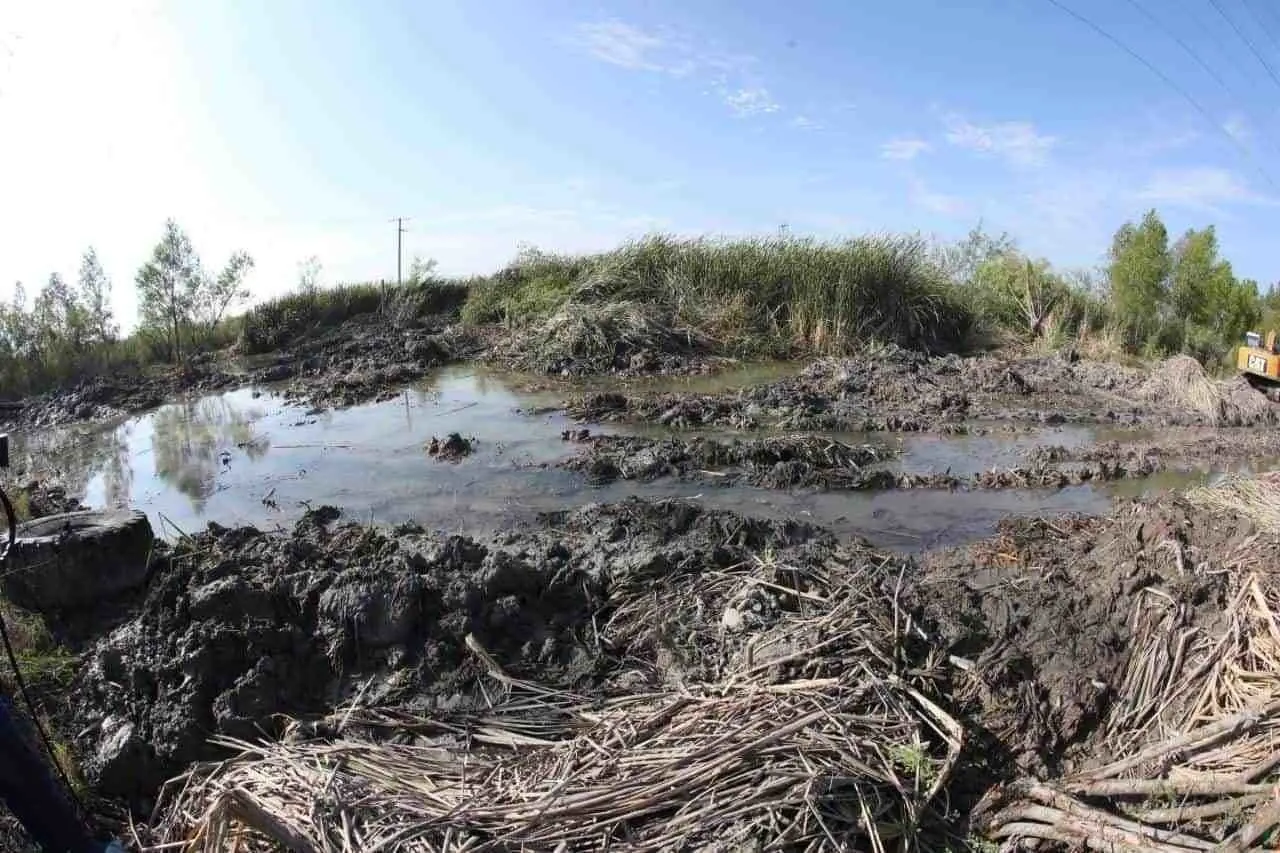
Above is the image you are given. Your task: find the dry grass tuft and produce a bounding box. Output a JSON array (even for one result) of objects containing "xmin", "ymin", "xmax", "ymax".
[
  {"xmin": 501, "ymin": 300, "xmax": 714, "ymax": 373},
  {"xmin": 1186, "ymin": 472, "xmax": 1280, "ymax": 533},
  {"xmin": 147, "ymin": 554, "xmax": 966, "ymax": 852},
  {"xmin": 1139, "ymin": 355, "xmax": 1224, "ymax": 423}
]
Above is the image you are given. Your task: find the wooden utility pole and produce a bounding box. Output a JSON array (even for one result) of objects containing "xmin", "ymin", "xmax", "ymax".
[{"xmin": 393, "ymin": 217, "xmax": 409, "ymax": 286}]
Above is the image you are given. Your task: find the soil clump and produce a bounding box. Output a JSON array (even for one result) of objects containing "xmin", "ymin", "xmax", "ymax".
[
  {"xmin": 64, "ymin": 499, "xmax": 832, "ymax": 812},
  {"xmin": 563, "ymin": 433, "xmax": 1180, "ymax": 491},
  {"xmin": 566, "ymin": 348, "xmax": 1280, "ymax": 434}
]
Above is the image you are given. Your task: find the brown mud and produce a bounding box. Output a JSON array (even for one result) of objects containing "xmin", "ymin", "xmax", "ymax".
[
  {"xmin": 560, "ymin": 432, "xmax": 1180, "ymax": 491},
  {"xmin": 8, "ymin": 483, "xmax": 1269, "ymax": 849},
  {"xmin": 566, "ymin": 347, "xmax": 1280, "ymax": 434}
]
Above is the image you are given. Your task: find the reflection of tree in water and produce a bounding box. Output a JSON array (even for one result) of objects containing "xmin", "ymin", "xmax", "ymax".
[
  {"xmin": 151, "ymin": 396, "xmax": 268, "ymax": 511},
  {"xmin": 1, "ymin": 420, "xmax": 130, "ymax": 505}
]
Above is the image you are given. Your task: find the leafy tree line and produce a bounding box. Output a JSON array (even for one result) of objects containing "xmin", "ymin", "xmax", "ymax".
[
  {"xmin": 943, "ymin": 209, "xmax": 1270, "ymax": 365},
  {"xmin": 0, "ymin": 220, "xmax": 254, "ymax": 397}
]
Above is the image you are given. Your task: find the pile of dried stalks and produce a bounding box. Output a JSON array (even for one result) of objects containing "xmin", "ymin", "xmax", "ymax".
[
  {"xmin": 146, "ymin": 554, "xmax": 964, "ymax": 852},
  {"xmin": 1139, "ymin": 356, "xmax": 1225, "ymax": 424},
  {"xmin": 975, "ymin": 491, "xmax": 1280, "ymax": 851},
  {"xmin": 1187, "ymin": 471, "xmax": 1280, "ymax": 533},
  {"xmin": 1138, "ymin": 355, "xmax": 1274, "ymax": 426},
  {"xmin": 505, "ymin": 301, "xmax": 714, "ymax": 373}
]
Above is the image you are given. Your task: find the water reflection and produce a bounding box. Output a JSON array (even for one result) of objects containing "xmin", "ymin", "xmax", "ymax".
[
  {"xmin": 150, "ymin": 395, "xmax": 269, "ymax": 510},
  {"xmin": 1, "ymin": 419, "xmax": 130, "ymax": 504},
  {"xmin": 5, "ymin": 365, "xmax": 1230, "ymax": 551}
]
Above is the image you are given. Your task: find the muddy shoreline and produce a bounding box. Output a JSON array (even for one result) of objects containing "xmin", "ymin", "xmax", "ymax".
[
  {"xmin": 9, "ymin": 483, "xmax": 1274, "ymax": 849},
  {"xmin": 8, "ymin": 311, "xmax": 1277, "ymax": 439},
  {"xmin": 8, "ymin": 311, "xmax": 1280, "ymax": 848}
]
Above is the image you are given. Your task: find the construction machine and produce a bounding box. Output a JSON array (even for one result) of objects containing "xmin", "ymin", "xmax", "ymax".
[{"xmin": 1238, "ymin": 330, "xmax": 1280, "ymax": 401}]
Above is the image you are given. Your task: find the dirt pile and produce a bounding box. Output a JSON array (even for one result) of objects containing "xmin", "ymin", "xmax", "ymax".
[
  {"xmin": 426, "ymin": 431, "xmax": 476, "ymax": 461},
  {"xmin": 562, "ymin": 433, "xmax": 1176, "ymax": 492},
  {"xmin": 561, "ymin": 433, "xmax": 893, "ymax": 489},
  {"xmin": 912, "ymin": 495, "xmax": 1261, "ymax": 778},
  {"xmin": 276, "ymin": 320, "xmax": 491, "ymax": 412},
  {"xmin": 132, "ymin": 488, "xmax": 1280, "ymax": 850},
  {"xmin": 565, "ymin": 349, "xmax": 1230, "ymax": 435},
  {"xmin": 66, "ymin": 499, "xmax": 832, "ymax": 811},
  {"xmin": 1, "ymin": 364, "xmax": 240, "ymax": 431},
  {"xmin": 1137, "ymin": 354, "xmax": 1278, "ymax": 427},
  {"xmin": 146, "ymin": 518, "xmax": 964, "ymax": 851}
]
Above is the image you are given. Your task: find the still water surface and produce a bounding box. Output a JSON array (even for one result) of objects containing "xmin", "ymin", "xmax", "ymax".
[{"xmin": 5, "ymin": 366, "xmax": 1239, "ymax": 552}]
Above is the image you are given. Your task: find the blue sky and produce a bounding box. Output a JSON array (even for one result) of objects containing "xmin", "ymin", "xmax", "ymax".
[{"xmin": 4, "ymin": 0, "xmax": 1280, "ymax": 329}]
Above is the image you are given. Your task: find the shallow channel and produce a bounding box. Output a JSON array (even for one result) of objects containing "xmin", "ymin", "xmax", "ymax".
[{"xmin": 2, "ymin": 365, "xmax": 1236, "ymax": 552}]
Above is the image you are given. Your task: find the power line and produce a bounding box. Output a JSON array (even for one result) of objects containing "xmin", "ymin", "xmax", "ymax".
[
  {"xmin": 1240, "ymin": 0, "xmax": 1280, "ymax": 66},
  {"xmin": 1125, "ymin": 0, "xmax": 1238, "ymax": 97},
  {"xmin": 1206, "ymin": 0, "xmax": 1280, "ymax": 95},
  {"xmin": 1129, "ymin": 0, "xmax": 1280, "ymax": 164},
  {"xmin": 1041, "ymin": 0, "xmax": 1280, "ymax": 191}
]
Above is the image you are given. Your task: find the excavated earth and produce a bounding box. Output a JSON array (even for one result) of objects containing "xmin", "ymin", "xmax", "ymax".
[
  {"xmin": 12, "ymin": 487, "xmax": 1259, "ymax": 844},
  {"xmin": 565, "ymin": 346, "xmax": 1280, "ymax": 433},
  {"xmin": 558, "ymin": 432, "xmax": 1177, "ymax": 491}
]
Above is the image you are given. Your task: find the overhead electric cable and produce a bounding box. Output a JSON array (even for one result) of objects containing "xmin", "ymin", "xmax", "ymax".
[
  {"xmin": 1206, "ymin": 0, "xmax": 1280, "ymax": 95},
  {"xmin": 1042, "ymin": 0, "xmax": 1280, "ymax": 191}
]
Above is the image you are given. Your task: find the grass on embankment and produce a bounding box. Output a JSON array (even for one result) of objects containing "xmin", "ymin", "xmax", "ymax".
[
  {"xmin": 462, "ymin": 234, "xmax": 975, "ymax": 365},
  {"xmin": 239, "ymin": 278, "xmax": 473, "ymax": 354}
]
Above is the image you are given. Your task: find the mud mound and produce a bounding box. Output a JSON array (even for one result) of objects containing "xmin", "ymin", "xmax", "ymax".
[
  {"xmin": 561, "ymin": 433, "xmax": 892, "ymax": 489},
  {"xmin": 68, "ymin": 500, "xmax": 832, "ymax": 810},
  {"xmin": 914, "ymin": 495, "xmax": 1256, "ymax": 780},
  {"xmin": 975, "ymin": 482, "xmax": 1280, "ymax": 849},
  {"xmin": 150, "ymin": 535, "xmax": 964, "ymax": 852},
  {"xmin": 3, "ymin": 365, "xmax": 239, "ymax": 430},
  {"xmin": 1137, "ymin": 355, "xmax": 1278, "ymax": 426},
  {"xmin": 564, "ymin": 435, "xmax": 1171, "ymax": 492},
  {"xmin": 426, "ymin": 431, "xmax": 476, "ymax": 461},
  {"xmin": 565, "ymin": 351, "xmax": 1222, "ymax": 435}
]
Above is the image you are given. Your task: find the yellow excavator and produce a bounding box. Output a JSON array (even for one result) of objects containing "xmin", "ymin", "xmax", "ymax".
[{"xmin": 1238, "ymin": 330, "xmax": 1280, "ymax": 401}]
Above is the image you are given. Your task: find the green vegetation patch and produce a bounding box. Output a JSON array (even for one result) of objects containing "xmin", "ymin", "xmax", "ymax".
[{"xmin": 464, "ymin": 234, "xmax": 974, "ymax": 357}]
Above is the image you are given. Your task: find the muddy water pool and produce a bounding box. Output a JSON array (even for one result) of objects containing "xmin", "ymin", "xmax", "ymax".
[{"xmin": 3, "ymin": 365, "xmax": 1240, "ymax": 551}]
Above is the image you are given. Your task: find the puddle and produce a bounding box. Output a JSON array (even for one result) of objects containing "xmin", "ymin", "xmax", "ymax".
[{"xmin": 0, "ymin": 365, "xmax": 1217, "ymax": 552}]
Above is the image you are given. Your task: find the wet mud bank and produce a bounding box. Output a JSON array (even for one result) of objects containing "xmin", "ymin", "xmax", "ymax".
[
  {"xmin": 561, "ymin": 432, "xmax": 1209, "ymax": 491},
  {"xmin": 566, "ymin": 348, "xmax": 1280, "ymax": 434},
  {"xmin": 27, "ymin": 480, "xmax": 1280, "ymax": 848}
]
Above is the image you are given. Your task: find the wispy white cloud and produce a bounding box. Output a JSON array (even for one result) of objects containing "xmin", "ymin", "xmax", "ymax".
[
  {"xmin": 908, "ymin": 176, "xmax": 968, "ymax": 216},
  {"xmin": 720, "ymin": 86, "xmax": 780, "ymax": 117},
  {"xmin": 790, "ymin": 115, "xmax": 823, "ymax": 131},
  {"xmin": 1135, "ymin": 167, "xmax": 1277, "ymax": 210},
  {"xmin": 569, "ymin": 21, "xmax": 691, "ymax": 74},
  {"xmin": 881, "ymin": 138, "xmax": 931, "ymax": 161},
  {"xmin": 942, "ymin": 114, "xmax": 1056, "ymax": 167},
  {"xmin": 572, "ymin": 19, "xmax": 789, "ymax": 119}
]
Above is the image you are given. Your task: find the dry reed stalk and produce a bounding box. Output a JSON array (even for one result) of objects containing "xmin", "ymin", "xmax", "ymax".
[
  {"xmin": 1138, "ymin": 356, "xmax": 1225, "ymax": 424},
  {"xmin": 147, "ymin": 553, "xmax": 962, "ymax": 852},
  {"xmin": 981, "ymin": 551, "xmax": 1280, "ymax": 850}
]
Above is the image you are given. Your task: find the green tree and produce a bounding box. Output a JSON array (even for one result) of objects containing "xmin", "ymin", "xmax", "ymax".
[
  {"xmin": 937, "ymin": 221, "xmax": 1017, "ymax": 284},
  {"xmin": 1107, "ymin": 209, "xmax": 1170, "ymax": 342},
  {"xmin": 192, "ymin": 250, "xmax": 254, "ymax": 328},
  {"xmin": 1169, "ymin": 226, "xmax": 1235, "ymax": 328},
  {"xmin": 136, "ymin": 219, "xmax": 201, "ymax": 363},
  {"xmin": 408, "ymin": 255, "xmax": 439, "ymax": 285},
  {"xmin": 77, "ymin": 247, "xmax": 117, "ymax": 344},
  {"xmin": 971, "ymin": 252, "xmax": 1068, "ymax": 337},
  {"xmin": 33, "ymin": 272, "xmax": 87, "ymax": 353}
]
